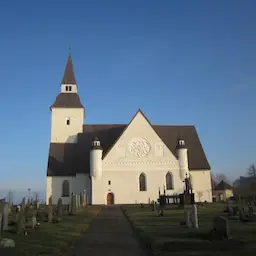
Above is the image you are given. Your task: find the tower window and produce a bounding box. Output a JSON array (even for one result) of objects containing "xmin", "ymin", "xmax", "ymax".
[
  {"xmin": 66, "ymin": 118, "xmax": 70, "ymax": 125},
  {"xmin": 108, "ymin": 180, "xmax": 111, "ymax": 185},
  {"xmin": 65, "ymin": 86, "xmax": 72, "ymax": 91}
]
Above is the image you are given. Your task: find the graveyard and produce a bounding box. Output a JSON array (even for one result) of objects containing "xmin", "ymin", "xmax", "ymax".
[
  {"xmin": 0, "ymin": 195, "xmax": 102, "ymax": 255},
  {"xmin": 122, "ymin": 202, "xmax": 256, "ymax": 256}
]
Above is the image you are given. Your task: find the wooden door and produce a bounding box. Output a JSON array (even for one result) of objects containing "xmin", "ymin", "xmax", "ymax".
[{"xmin": 107, "ymin": 193, "xmax": 114, "ymax": 205}]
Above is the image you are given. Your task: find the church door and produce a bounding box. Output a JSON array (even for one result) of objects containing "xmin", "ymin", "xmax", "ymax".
[{"xmin": 106, "ymin": 193, "xmax": 114, "ymax": 205}]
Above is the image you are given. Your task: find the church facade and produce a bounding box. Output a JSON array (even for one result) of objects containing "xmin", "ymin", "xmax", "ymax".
[{"xmin": 46, "ymin": 55, "xmax": 212, "ymax": 205}]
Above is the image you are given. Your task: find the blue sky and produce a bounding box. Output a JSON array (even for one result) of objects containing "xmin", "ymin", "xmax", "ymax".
[{"xmin": 0, "ymin": 0, "xmax": 256, "ymax": 199}]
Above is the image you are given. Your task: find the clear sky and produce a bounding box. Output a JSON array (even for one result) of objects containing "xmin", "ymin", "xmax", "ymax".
[{"xmin": 0, "ymin": 0, "xmax": 256, "ymax": 200}]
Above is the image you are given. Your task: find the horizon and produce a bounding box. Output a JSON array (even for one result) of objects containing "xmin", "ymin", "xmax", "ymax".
[{"xmin": 1, "ymin": 1, "xmax": 256, "ymax": 198}]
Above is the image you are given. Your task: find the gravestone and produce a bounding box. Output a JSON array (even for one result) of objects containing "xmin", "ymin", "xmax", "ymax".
[
  {"xmin": 213, "ymin": 216, "xmax": 230, "ymax": 239},
  {"xmin": 0, "ymin": 212, "xmax": 2, "ymax": 239},
  {"xmin": 32, "ymin": 210, "xmax": 37, "ymax": 230},
  {"xmin": 80, "ymin": 193, "xmax": 83, "ymax": 208},
  {"xmin": 16, "ymin": 207, "xmax": 25, "ymax": 235},
  {"xmin": 184, "ymin": 210, "xmax": 191, "ymax": 228},
  {"xmin": 248, "ymin": 206, "xmax": 254, "ymax": 221},
  {"xmin": 48, "ymin": 196, "xmax": 53, "ymax": 223},
  {"xmin": 226, "ymin": 201, "xmax": 232, "ymax": 215},
  {"xmin": 57, "ymin": 198, "xmax": 62, "ymax": 218},
  {"xmin": 191, "ymin": 204, "xmax": 198, "ymax": 228},
  {"xmin": 2, "ymin": 203, "xmax": 10, "ymax": 231},
  {"xmin": 76, "ymin": 194, "xmax": 79, "ymax": 210},
  {"xmin": 239, "ymin": 208, "xmax": 244, "ymax": 221},
  {"xmin": 0, "ymin": 238, "xmax": 15, "ymax": 248},
  {"xmin": 232, "ymin": 206, "xmax": 239, "ymax": 216},
  {"xmin": 83, "ymin": 193, "xmax": 87, "ymax": 207},
  {"xmin": 71, "ymin": 193, "xmax": 77, "ymax": 215},
  {"xmin": 151, "ymin": 201, "xmax": 155, "ymax": 211}
]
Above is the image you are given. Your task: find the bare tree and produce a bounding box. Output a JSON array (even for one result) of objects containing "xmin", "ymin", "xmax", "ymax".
[
  {"xmin": 215, "ymin": 174, "xmax": 228, "ymax": 183},
  {"xmin": 247, "ymin": 164, "xmax": 256, "ymax": 177},
  {"xmin": 197, "ymin": 191, "xmax": 204, "ymax": 202}
]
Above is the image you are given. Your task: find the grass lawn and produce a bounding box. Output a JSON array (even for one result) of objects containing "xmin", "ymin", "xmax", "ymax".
[
  {"xmin": 0, "ymin": 206, "xmax": 102, "ymax": 256},
  {"xmin": 122, "ymin": 203, "xmax": 256, "ymax": 256}
]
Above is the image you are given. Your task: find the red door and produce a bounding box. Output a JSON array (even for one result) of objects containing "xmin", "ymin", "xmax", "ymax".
[{"xmin": 107, "ymin": 193, "xmax": 114, "ymax": 205}]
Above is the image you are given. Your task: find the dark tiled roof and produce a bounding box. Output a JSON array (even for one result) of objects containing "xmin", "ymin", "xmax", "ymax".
[
  {"xmin": 47, "ymin": 143, "xmax": 77, "ymax": 176},
  {"xmin": 50, "ymin": 93, "xmax": 84, "ymax": 109},
  {"xmin": 47, "ymin": 124, "xmax": 210, "ymax": 176},
  {"xmin": 214, "ymin": 180, "xmax": 233, "ymax": 190},
  {"xmin": 61, "ymin": 55, "xmax": 76, "ymax": 84}
]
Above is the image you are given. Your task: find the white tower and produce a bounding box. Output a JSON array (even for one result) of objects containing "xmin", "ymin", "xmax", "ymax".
[
  {"xmin": 50, "ymin": 53, "xmax": 84, "ymax": 143},
  {"xmin": 176, "ymin": 138, "xmax": 189, "ymax": 181},
  {"xmin": 90, "ymin": 137, "xmax": 103, "ymax": 180}
]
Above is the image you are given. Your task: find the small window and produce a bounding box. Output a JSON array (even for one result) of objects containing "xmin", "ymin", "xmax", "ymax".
[
  {"xmin": 65, "ymin": 86, "xmax": 69, "ymax": 91},
  {"xmin": 166, "ymin": 172, "xmax": 174, "ymax": 190},
  {"xmin": 139, "ymin": 173, "xmax": 147, "ymax": 191},
  {"xmin": 108, "ymin": 180, "xmax": 111, "ymax": 185},
  {"xmin": 66, "ymin": 118, "xmax": 70, "ymax": 125},
  {"xmin": 62, "ymin": 180, "xmax": 70, "ymax": 197},
  {"xmin": 69, "ymin": 86, "xmax": 72, "ymax": 91}
]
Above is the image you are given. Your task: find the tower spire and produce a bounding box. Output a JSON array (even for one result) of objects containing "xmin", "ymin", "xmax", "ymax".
[
  {"xmin": 69, "ymin": 45, "xmax": 72, "ymax": 56},
  {"xmin": 61, "ymin": 49, "xmax": 76, "ymax": 85}
]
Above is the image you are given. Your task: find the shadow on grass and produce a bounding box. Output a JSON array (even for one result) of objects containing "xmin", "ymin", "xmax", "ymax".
[
  {"xmin": 122, "ymin": 204, "xmax": 256, "ymax": 256},
  {"xmin": 0, "ymin": 206, "xmax": 102, "ymax": 256}
]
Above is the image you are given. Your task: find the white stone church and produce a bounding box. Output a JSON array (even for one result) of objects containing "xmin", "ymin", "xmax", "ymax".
[{"xmin": 46, "ymin": 54, "xmax": 212, "ymax": 205}]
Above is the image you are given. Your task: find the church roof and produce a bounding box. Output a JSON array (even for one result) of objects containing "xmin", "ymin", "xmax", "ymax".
[
  {"xmin": 214, "ymin": 180, "xmax": 233, "ymax": 190},
  {"xmin": 61, "ymin": 55, "xmax": 76, "ymax": 84},
  {"xmin": 50, "ymin": 93, "xmax": 84, "ymax": 109},
  {"xmin": 47, "ymin": 124, "xmax": 211, "ymax": 176}
]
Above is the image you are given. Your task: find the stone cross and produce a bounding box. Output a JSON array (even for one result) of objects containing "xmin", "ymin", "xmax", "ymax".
[{"xmin": 191, "ymin": 204, "xmax": 198, "ymax": 228}]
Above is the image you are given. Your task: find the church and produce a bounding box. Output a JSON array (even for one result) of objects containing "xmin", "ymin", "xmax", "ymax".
[{"xmin": 46, "ymin": 54, "xmax": 212, "ymax": 205}]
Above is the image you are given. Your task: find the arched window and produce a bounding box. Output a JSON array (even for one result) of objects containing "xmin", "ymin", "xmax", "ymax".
[
  {"xmin": 166, "ymin": 172, "xmax": 173, "ymax": 190},
  {"xmin": 62, "ymin": 180, "xmax": 70, "ymax": 197},
  {"xmin": 66, "ymin": 118, "xmax": 70, "ymax": 125},
  {"xmin": 139, "ymin": 173, "xmax": 147, "ymax": 191}
]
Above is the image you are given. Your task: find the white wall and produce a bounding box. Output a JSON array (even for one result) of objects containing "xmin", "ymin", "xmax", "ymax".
[
  {"xmin": 91, "ymin": 111, "xmax": 212, "ymax": 204},
  {"xmin": 92, "ymin": 169, "xmax": 212, "ymax": 204},
  {"xmin": 61, "ymin": 84, "xmax": 77, "ymax": 93},
  {"xmin": 51, "ymin": 108, "xmax": 84, "ymax": 143},
  {"xmin": 46, "ymin": 174, "xmax": 90, "ymax": 205},
  {"xmin": 93, "ymin": 111, "xmax": 182, "ymax": 204},
  {"xmin": 190, "ymin": 170, "xmax": 212, "ymax": 202},
  {"xmin": 92, "ymin": 169, "xmax": 184, "ymax": 205}
]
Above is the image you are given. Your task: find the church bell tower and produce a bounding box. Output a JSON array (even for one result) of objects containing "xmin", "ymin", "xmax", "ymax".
[{"xmin": 50, "ymin": 52, "xmax": 85, "ymax": 143}]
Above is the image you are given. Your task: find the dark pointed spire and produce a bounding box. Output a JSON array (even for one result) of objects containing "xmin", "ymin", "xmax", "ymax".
[{"xmin": 61, "ymin": 50, "xmax": 76, "ymax": 84}]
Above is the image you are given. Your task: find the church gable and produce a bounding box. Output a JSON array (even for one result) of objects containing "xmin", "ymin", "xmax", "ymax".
[{"xmin": 103, "ymin": 110, "xmax": 178, "ymax": 167}]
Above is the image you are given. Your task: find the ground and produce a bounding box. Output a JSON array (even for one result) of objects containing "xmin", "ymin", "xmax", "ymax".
[
  {"xmin": 2, "ymin": 203, "xmax": 256, "ymax": 256},
  {"xmin": 122, "ymin": 203, "xmax": 256, "ymax": 256},
  {"xmin": 67, "ymin": 206, "xmax": 147, "ymax": 256},
  {"xmin": 0, "ymin": 206, "xmax": 102, "ymax": 256}
]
